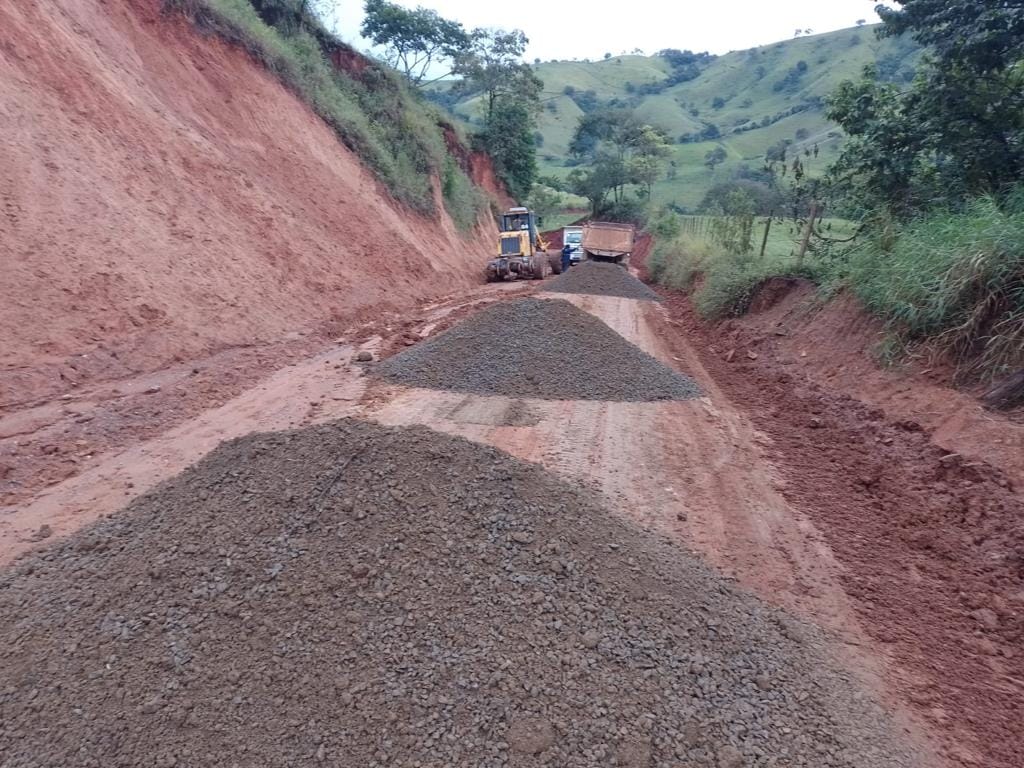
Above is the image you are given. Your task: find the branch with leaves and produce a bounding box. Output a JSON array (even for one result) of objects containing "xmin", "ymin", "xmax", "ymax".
[{"xmin": 360, "ymin": 0, "xmax": 468, "ymax": 85}]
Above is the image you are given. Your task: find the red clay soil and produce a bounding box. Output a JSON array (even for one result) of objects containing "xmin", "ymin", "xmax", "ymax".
[
  {"xmin": 634, "ymin": 257, "xmax": 1024, "ymax": 768},
  {"xmin": 0, "ymin": 0, "xmax": 497, "ymax": 410}
]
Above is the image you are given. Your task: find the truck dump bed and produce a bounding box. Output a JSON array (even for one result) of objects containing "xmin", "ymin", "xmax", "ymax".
[{"xmin": 582, "ymin": 222, "xmax": 635, "ymax": 260}]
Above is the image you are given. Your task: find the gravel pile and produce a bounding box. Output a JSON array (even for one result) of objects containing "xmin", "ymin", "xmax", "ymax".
[
  {"xmin": 543, "ymin": 261, "xmax": 660, "ymax": 301},
  {"xmin": 375, "ymin": 297, "xmax": 700, "ymax": 401},
  {"xmin": 0, "ymin": 419, "xmax": 916, "ymax": 768}
]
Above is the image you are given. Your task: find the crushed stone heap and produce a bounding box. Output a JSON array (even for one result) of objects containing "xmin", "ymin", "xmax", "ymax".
[
  {"xmin": 543, "ymin": 261, "xmax": 661, "ymax": 301},
  {"xmin": 0, "ymin": 419, "xmax": 915, "ymax": 768},
  {"xmin": 375, "ymin": 297, "xmax": 700, "ymax": 401}
]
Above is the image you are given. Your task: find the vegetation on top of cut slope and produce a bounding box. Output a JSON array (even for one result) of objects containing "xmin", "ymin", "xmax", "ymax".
[
  {"xmin": 846, "ymin": 193, "xmax": 1024, "ymax": 381},
  {"xmin": 167, "ymin": 0, "xmax": 484, "ymax": 226},
  {"xmin": 649, "ymin": 194, "xmax": 1024, "ymax": 382}
]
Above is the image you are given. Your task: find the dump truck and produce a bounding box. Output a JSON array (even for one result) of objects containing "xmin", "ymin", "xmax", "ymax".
[
  {"xmin": 562, "ymin": 226, "xmax": 584, "ymax": 265},
  {"xmin": 582, "ymin": 221, "xmax": 635, "ymax": 264},
  {"xmin": 486, "ymin": 207, "xmax": 559, "ymax": 282}
]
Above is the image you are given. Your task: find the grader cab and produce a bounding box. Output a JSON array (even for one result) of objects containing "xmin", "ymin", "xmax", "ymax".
[{"xmin": 485, "ymin": 207, "xmax": 559, "ymax": 282}]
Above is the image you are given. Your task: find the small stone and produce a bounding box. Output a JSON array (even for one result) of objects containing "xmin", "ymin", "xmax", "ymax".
[
  {"xmin": 718, "ymin": 744, "xmax": 744, "ymax": 768},
  {"xmin": 755, "ymin": 674, "xmax": 771, "ymax": 691},
  {"xmin": 140, "ymin": 697, "xmax": 162, "ymax": 715},
  {"xmin": 972, "ymin": 608, "xmax": 999, "ymax": 630},
  {"xmin": 30, "ymin": 525, "xmax": 53, "ymax": 542},
  {"xmin": 581, "ymin": 630, "xmax": 600, "ymax": 649},
  {"xmin": 511, "ymin": 531, "xmax": 533, "ymax": 545},
  {"xmin": 143, "ymin": 385, "xmax": 161, "ymax": 395},
  {"xmin": 507, "ymin": 716, "xmax": 556, "ymax": 755},
  {"xmin": 355, "ymin": 351, "xmax": 373, "ymax": 363},
  {"xmin": 682, "ymin": 721, "xmax": 701, "ymax": 746}
]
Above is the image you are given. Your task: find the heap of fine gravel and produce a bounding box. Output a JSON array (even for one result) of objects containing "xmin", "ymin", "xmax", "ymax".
[
  {"xmin": 544, "ymin": 261, "xmax": 661, "ymax": 301},
  {"xmin": 375, "ymin": 297, "xmax": 700, "ymax": 401},
  {"xmin": 0, "ymin": 419, "xmax": 918, "ymax": 768}
]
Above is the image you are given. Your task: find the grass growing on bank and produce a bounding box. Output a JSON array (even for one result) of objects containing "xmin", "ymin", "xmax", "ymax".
[
  {"xmin": 649, "ymin": 197, "xmax": 1024, "ymax": 380},
  {"xmin": 847, "ymin": 194, "xmax": 1024, "ymax": 380},
  {"xmin": 647, "ymin": 215, "xmax": 844, "ymax": 317},
  {"xmin": 167, "ymin": 0, "xmax": 484, "ymax": 227}
]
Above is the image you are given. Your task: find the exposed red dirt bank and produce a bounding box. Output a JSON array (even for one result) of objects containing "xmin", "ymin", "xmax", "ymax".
[
  {"xmin": 0, "ymin": 0, "xmax": 496, "ymax": 409},
  {"xmin": 633, "ymin": 255, "xmax": 1024, "ymax": 768}
]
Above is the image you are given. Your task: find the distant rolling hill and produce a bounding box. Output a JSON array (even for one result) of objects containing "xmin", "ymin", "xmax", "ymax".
[{"xmin": 437, "ymin": 25, "xmax": 920, "ymax": 211}]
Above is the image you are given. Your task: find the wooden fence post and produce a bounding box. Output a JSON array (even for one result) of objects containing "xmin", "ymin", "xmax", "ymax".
[
  {"xmin": 759, "ymin": 212, "xmax": 773, "ymax": 260},
  {"xmin": 796, "ymin": 201, "xmax": 819, "ymax": 268}
]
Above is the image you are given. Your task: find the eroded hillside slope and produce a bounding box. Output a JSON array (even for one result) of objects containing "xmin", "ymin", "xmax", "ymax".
[{"xmin": 0, "ymin": 0, "xmax": 496, "ymax": 408}]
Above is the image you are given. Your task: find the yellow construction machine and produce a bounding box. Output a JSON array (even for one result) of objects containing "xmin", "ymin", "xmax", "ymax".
[{"xmin": 485, "ymin": 207, "xmax": 560, "ymax": 282}]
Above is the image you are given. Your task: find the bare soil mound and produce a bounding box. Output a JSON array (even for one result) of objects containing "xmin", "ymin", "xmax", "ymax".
[
  {"xmin": 375, "ymin": 298, "xmax": 700, "ymax": 401},
  {"xmin": 543, "ymin": 261, "xmax": 660, "ymax": 301},
  {"xmin": 0, "ymin": 0, "xmax": 494, "ymax": 408},
  {"xmin": 0, "ymin": 419, "xmax": 915, "ymax": 768}
]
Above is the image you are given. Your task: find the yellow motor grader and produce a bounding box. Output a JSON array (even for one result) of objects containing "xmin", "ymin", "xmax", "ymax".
[{"xmin": 485, "ymin": 207, "xmax": 561, "ymax": 282}]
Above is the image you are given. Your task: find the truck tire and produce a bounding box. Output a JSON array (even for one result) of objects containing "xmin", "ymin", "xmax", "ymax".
[{"xmin": 533, "ymin": 256, "xmax": 547, "ymax": 280}]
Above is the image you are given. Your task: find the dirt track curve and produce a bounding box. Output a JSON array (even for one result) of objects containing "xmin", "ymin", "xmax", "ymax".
[{"xmin": 3, "ymin": 266, "xmax": 1022, "ymax": 767}]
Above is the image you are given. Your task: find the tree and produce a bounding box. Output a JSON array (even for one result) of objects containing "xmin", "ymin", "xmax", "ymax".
[
  {"xmin": 567, "ymin": 109, "xmax": 670, "ymax": 215},
  {"xmin": 631, "ymin": 125, "xmax": 672, "ymax": 201},
  {"xmin": 453, "ymin": 29, "xmax": 542, "ymax": 121},
  {"xmin": 827, "ymin": 1, "xmax": 1024, "ymax": 214},
  {"xmin": 479, "ymin": 100, "xmax": 537, "ymax": 199},
  {"xmin": 877, "ymin": 0, "xmax": 1024, "ymax": 74},
  {"xmin": 704, "ymin": 146, "xmax": 727, "ymax": 170},
  {"xmin": 525, "ymin": 184, "xmax": 563, "ymax": 225},
  {"xmin": 360, "ymin": 0, "xmax": 468, "ymax": 85},
  {"xmin": 452, "ymin": 27, "xmax": 543, "ymax": 199},
  {"xmin": 856, "ymin": 18, "xmax": 866, "ymax": 27}
]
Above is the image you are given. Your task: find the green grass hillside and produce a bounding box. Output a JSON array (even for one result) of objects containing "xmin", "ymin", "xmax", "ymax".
[{"xmin": 444, "ymin": 25, "xmax": 919, "ymax": 211}]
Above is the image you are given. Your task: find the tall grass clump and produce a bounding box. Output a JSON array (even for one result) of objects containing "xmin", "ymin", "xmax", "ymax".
[
  {"xmin": 165, "ymin": 0, "xmax": 483, "ymax": 222},
  {"xmin": 649, "ymin": 231, "xmax": 823, "ymax": 318},
  {"xmin": 847, "ymin": 192, "xmax": 1024, "ymax": 380}
]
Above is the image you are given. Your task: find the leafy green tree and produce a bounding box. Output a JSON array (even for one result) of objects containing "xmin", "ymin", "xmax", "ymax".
[
  {"xmin": 704, "ymin": 146, "xmax": 727, "ymax": 170},
  {"xmin": 525, "ymin": 184, "xmax": 563, "ymax": 225},
  {"xmin": 827, "ymin": 1, "xmax": 1024, "ymax": 213},
  {"xmin": 478, "ymin": 100, "xmax": 537, "ymax": 199},
  {"xmin": 452, "ymin": 27, "xmax": 543, "ymax": 199},
  {"xmin": 453, "ymin": 29, "xmax": 542, "ymax": 121},
  {"xmin": 360, "ymin": 0, "xmax": 468, "ymax": 85},
  {"xmin": 567, "ymin": 110, "xmax": 670, "ymax": 214},
  {"xmin": 632, "ymin": 126, "xmax": 672, "ymax": 201},
  {"xmin": 877, "ymin": 0, "xmax": 1024, "ymax": 73}
]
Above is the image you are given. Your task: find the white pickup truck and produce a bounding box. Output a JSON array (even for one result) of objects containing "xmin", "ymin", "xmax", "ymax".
[{"xmin": 562, "ymin": 226, "xmax": 584, "ymax": 264}]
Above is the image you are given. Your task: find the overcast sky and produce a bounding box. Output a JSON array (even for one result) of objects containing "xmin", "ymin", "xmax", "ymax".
[{"xmin": 328, "ymin": 1, "xmax": 895, "ymax": 62}]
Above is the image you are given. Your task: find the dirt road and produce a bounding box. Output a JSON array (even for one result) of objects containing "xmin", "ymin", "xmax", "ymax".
[{"xmin": 3, "ymin": 274, "xmax": 1021, "ymax": 766}]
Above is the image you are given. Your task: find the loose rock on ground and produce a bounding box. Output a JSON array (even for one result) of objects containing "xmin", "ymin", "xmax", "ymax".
[
  {"xmin": 375, "ymin": 297, "xmax": 700, "ymax": 401},
  {"xmin": 543, "ymin": 261, "xmax": 661, "ymax": 302},
  {"xmin": 0, "ymin": 419, "xmax": 917, "ymax": 768}
]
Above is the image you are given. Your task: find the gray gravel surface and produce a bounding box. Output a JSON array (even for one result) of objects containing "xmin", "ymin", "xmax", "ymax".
[
  {"xmin": 543, "ymin": 261, "xmax": 661, "ymax": 301},
  {"xmin": 375, "ymin": 297, "xmax": 700, "ymax": 401},
  {"xmin": 0, "ymin": 419, "xmax": 918, "ymax": 768}
]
